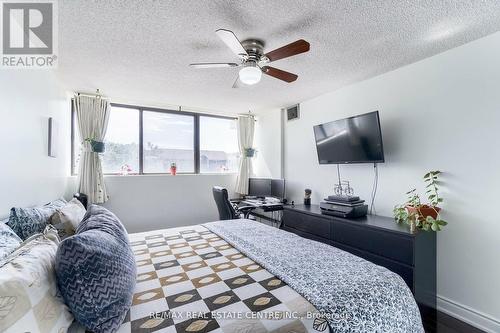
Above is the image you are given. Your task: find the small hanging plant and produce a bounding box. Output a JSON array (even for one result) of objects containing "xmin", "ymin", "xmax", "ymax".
[
  {"xmin": 84, "ymin": 137, "xmax": 105, "ymax": 153},
  {"xmin": 393, "ymin": 171, "xmax": 448, "ymax": 232},
  {"xmin": 244, "ymin": 148, "xmax": 256, "ymax": 158}
]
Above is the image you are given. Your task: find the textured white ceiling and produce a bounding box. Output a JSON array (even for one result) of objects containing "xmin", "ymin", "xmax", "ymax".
[{"xmin": 57, "ymin": 0, "xmax": 500, "ymax": 114}]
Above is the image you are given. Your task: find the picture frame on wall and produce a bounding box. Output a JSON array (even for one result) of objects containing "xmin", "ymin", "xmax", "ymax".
[{"xmin": 48, "ymin": 117, "xmax": 57, "ymax": 157}]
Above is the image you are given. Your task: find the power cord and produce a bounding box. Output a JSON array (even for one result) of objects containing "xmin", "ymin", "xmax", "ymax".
[{"xmin": 369, "ymin": 163, "xmax": 379, "ymax": 215}]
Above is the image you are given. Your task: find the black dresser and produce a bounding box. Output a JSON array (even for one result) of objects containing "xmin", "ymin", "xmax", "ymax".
[{"xmin": 281, "ymin": 204, "xmax": 436, "ymax": 315}]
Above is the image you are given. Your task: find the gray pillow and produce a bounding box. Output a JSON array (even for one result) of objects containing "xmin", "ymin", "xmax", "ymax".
[
  {"xmin": 7, "ymin": 198, "xmax": 67, "ymax": 240},
  {"xmin": 55, "ymin": 205, "xmax": 136, "ymax": 333},
  {"xmin": 50, "ymin": 198, "xmax": 87, "ymax": 239},
  {"xmin": 0, "ymin": 220, "xmax": 22, "ymax": 261}
]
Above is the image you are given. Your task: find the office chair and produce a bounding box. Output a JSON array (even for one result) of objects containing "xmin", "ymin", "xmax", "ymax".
[{"xmin": 212, "ymin": 186, "xmax": 255, "ymax": 220}]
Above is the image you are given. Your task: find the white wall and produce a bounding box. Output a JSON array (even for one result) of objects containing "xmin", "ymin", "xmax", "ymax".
[
  {"xmin": 67, "ymin": 174, "xmax": 237, "ymax": 233},
  {"xmin": 260, "ymin": 32, "xmax": 500, "ymax": 331},
  {"xmin": 254, "ymin": 109, "xmax": 282, "ymax": 179},
  {"xmin": 0, "ymin": 70, "xmax": 70, "ymax": 217}
]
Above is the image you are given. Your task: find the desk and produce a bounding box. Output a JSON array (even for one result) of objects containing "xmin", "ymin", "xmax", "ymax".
[{"xmin": 233, "ymin": 199, "xmax": 284, "ymax": 227}]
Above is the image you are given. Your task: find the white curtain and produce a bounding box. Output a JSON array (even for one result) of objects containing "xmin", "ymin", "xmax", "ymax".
[
  {"xmin": 74, "ymin": 95, "xmax": 110, "ymax": 204},
  {"xmin": 235, "ymin": 115, "xmax": 255, "ymax": 195}
]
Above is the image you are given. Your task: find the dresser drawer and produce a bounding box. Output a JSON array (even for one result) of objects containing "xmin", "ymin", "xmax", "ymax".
[
  {"xmin": 333, "ymin": 242, "xmax": 414, "ymax": 290},
  {"xmin": 282, "ymin": 226, "xmax": 331, "ymax": 245},
  {"xmin": 283, "ymin": 210, "xmax": 331, "ymax": 239},
  {"xmin": 332, "ymin": 220, "xmax": 414, "ymax": 266}
]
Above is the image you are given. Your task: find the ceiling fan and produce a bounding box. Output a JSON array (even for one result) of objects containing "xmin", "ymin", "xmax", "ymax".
[{"xmin": 189, "ymin": 29, "xmax": 310, "ymax": 87}]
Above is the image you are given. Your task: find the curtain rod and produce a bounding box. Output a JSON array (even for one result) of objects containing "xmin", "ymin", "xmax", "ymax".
[
  {"xmin": 76, "ymin": 89, "xmax": 107, "ymax": 99},
  {"xmin": 237, "ymin": 112, "xmax": 257, "ymax": 121},
  {"xmin": 74, "ymin": 91, "xmax": 246, "ymax": 120}
]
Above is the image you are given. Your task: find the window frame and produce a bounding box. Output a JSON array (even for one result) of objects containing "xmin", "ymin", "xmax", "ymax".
[{"xmin": 70, "ymin": 101, "xmax": 238, "ymax": 176}]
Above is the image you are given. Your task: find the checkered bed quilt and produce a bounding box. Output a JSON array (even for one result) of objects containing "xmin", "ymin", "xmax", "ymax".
[{"xmin": 116, "ymin": 224, "xmax": 326, "ymax": 333}]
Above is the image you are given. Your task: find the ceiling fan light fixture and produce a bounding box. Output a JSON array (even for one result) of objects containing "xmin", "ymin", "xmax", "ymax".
[{"xmin": 238, "ymin": 63, "xmax": 262, "ymax": 85}]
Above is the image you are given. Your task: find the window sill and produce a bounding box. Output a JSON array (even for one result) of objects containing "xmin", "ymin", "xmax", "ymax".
[
  {"xmin": 102, "ymin": 173, "xmax": 238, "ymax": 178},
  {"xmin": 70, "ymin": 173, "xmax": 238, "ymax": 178}
]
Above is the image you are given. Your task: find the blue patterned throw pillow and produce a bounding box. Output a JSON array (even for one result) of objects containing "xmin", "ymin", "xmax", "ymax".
[
  {"xmin": 0, "ymin": 220, "xmax": 22, "ymax": 260},
  {"xmin": 55, "ymin": 205, "xmax": 136, "ymax": 333},
  {"xmin": 7, "ymin": 198, "xmax": 67, "ymax": 240}
]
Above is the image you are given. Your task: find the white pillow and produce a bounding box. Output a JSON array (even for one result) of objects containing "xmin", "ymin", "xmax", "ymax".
[
  {"xmin": 0, "ymin": 225, "xmax": 73, "ymax": 333},
  {"xmin": 51, "ymin": 198, "xmax": 86, "ymax": 236}
]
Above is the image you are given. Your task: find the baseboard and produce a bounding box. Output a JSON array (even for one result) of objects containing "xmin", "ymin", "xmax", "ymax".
[{"xmin": 437, "ymin": 294, "xmax": 500, "ymax": 333}]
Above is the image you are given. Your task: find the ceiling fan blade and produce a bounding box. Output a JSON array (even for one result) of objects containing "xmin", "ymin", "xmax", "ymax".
[
  {"xmin": 262, "ymin": 66, "xmax": 298, "ymax": 83},
  {"xmin": 216, "ymin": 29, "xmax": 248, "ymax": 58},
  {"xmin": 189, "ymin": 62, "xmax": 239, "ymax": 68},
  {"xmin": 264, "ymin": 39, "xmax": 310, "ymax": 62}
]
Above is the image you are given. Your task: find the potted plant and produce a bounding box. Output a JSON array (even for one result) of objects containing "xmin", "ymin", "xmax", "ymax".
[
  {"xmin": 244, "ymin": 147, "xmax": 256, "ymax": 158},
  {"xmin": 84, "ymin": 137, "xmax": 105, "ymax": 153},
  {"xmin": 393, "ymin": 170, "xmax": 448, "ymax": 232},
  {"xmin": 120, "ymin": 164, "xmax": 132, "ymax": 176},
  {"xmin": 170, "ymin": 162, "xmax": 177, "ymax": 175}
]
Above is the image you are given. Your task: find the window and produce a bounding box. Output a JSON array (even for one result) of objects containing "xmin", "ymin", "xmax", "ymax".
[
  {"xmin": 101, "ymin": 107, "xmax": 140, "ymax": 174},
  {"xmin": 200, "ymin": 116, "xmax": 239, "ymax": 173},
  {"xmin": 71, "ymin": 103, "xmax": 238, "ymax": 175},
  {"xmin": 143, "ymin": 111, "xmax": 194, "ymax": 173},
  {"xmin": 72, "ymin": 106, "xmax": 140, "ymax": 175}
]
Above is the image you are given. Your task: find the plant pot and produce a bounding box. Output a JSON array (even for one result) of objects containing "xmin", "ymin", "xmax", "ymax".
[
  {"xmin": 90, "ymin": 140, "xmax": 105, "ymax": 153},
  {"xmin": 244, "ymin": 148, "xmax": 255, "ymax": 158},
  {"xmin": 406, "ymin": 205, "xmax": 441, "ymax": 220},
  {"xmin": 170, "ymin": 167, "xmax": 177, "ymax": 176}
]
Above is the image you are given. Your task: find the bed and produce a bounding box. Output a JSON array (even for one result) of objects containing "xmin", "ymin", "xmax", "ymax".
[
  {"xmin": 68, "ymin": 218, "xmax": 423, "ymax": 333},
  {"xmin": 117, "ymin": 223, "xmax": 323, "ymax": 333}
]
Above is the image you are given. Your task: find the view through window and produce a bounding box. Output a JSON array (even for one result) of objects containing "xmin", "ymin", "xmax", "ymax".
[
  {"xmin": 72, "ymin": 104, "xmax": 239, "ymax": 175},
  {"xmin": 200, "ymin": 116, "xmax": 239, "ymax": 173},
  {"xmin": 143, "ymin": 111, "xmax": 195, "ymax": 173},
  {"xmin": 101, "ymin": 107, "xmax": 140, "ymax": 174}
]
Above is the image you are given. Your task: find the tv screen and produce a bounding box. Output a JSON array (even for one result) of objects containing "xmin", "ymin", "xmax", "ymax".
[{"xmin": 313, "ymin": 111, "xmax": 384, "ymax": 164}]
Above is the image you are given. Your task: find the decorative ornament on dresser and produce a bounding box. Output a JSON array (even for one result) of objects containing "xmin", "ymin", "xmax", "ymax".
[
  {"xmin": 304, "ymin": 188, "xmax": 312, "ymax": 205},
  {"xmin": 170, "ymin": 162, "xmax": 177, "ymax": 175},
  {"xmin": 393, "ymin": 170, "xmax": 448, "ymax": 232}
]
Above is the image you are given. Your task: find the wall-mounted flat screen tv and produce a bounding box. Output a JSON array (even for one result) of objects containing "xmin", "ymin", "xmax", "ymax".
[{"xmin": 313, "ymin": 111, "xmax": 384, "ymax": 164}]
